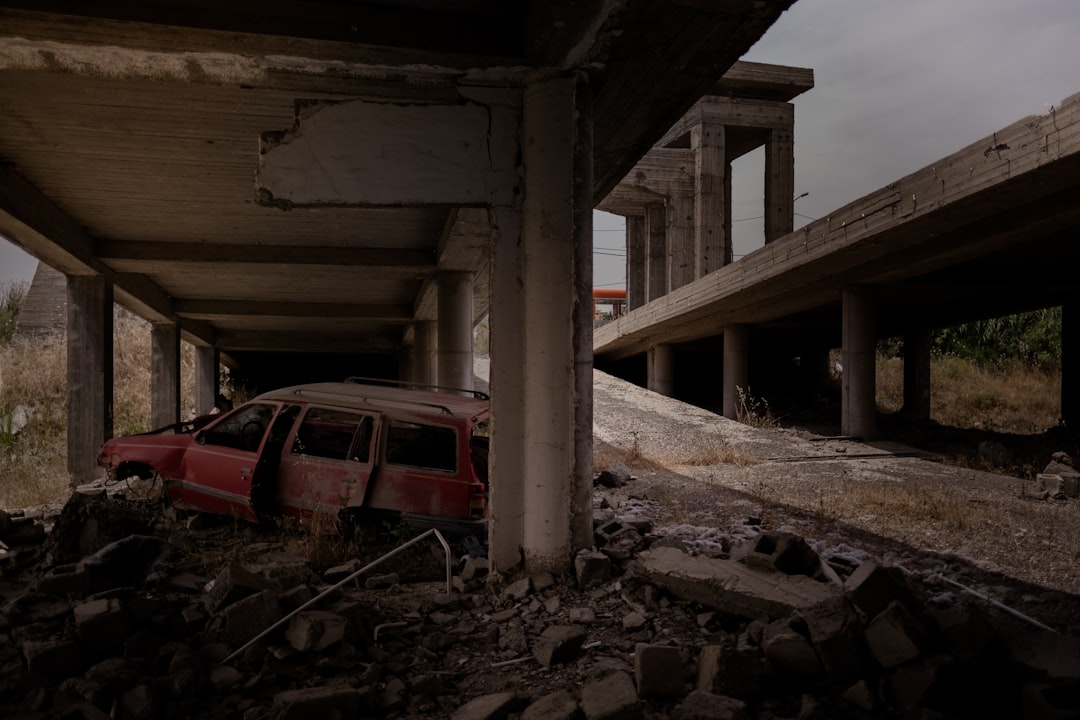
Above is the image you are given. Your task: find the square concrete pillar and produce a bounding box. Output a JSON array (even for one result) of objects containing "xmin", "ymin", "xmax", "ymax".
[
  {"xmin": 693, "ymin": 120, "xmax": 726, "ymax": 276},
  {"xmin": 723, "ymin": 324, "xmax": 749, "ymax": 420},
  {"xmin": 627, "ymin": 215, "xmax": 646, "ymax": 310},
  {"xmin": 903, "ymin": 327, "xmax": 931, "ymax": 424},
  {"xmin": 151, "ymin": 322, "xmax": 181, "ymax": 428},
  {"xmin": 507, "ymin": 74, "xmax": 593, "ymax": 574},
  {"xmin": 66, "ymin": 274, "xmax": 113, "ymax": 485},
  {"xmin": 765, "ymin": 128, "xmax": 795, "ymax": 243},
  {"xmin": 842, "ymin": 286, "xmax": 877, "ymax": 440},
  {"xmin": 647, "ymin": 344, "xmax": 675, "ymax": 397},
  {"xmin": 437, "ymin": 271, "xmax": 474, "ymax": 392},
  {"xmin": 646, "ymin": 203, "xmax": 667, "ymax": 302},
  {"xmin": 668, "ymin": 194, "xmax": 694, "ymax": 290},
  {"xmin": 193, "ymin": 345, "xmax": 219, "ymax": 417}
]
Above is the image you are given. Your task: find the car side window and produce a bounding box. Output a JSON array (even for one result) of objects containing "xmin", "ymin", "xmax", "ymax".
[
  {"xmin": 291, "ymin": 408, "xmax": 374, "ymax": 463},
  {"xmin": 385, "ymin": 419, "xmax": 456, "ymax": 472},
  {"xmin": 201, "ymin": 403, "xmax": 277, "ymax": 453}
]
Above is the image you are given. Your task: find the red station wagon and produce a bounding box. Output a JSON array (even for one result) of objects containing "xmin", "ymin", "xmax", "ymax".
[{"xmin": 97, "ymin": 379, "xmax": 490, "ymax": 536}]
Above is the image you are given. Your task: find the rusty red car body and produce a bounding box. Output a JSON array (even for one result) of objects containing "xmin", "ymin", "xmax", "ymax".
[{"xmin": 97, "ymin": 380, "xmax": 489, "ymax": 535}]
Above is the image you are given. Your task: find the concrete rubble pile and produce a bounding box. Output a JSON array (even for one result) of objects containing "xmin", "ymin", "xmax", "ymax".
[
  {"xmin": 1026, "ymin": 452, "xmax": 1080, "ymax": 501},
  {"xmin": 0, "ymin": 486, "xmax": 1079, "ymax": 719}
]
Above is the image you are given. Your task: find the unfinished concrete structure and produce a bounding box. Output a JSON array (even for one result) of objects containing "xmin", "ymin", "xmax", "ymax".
[
  {"xmin": 0, "ymin": 1, "xmax": 800, "ymax": 574},
  {"xmin": 597, "ymin": 91, "xmax": 1080, "ymax": 439}
]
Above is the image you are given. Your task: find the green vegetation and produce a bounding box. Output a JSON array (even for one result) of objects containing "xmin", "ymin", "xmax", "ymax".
[{"xmin": 0, "ymin": 281, "xmax": 27, "ymax": 346}]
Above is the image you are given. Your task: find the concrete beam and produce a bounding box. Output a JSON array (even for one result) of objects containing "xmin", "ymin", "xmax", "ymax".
[
  {"xmin": 711, "ymin": 61, "xmax": 815, "ymax": 102},
  {"xmin": 66, "ymin": 275, "xmax": 113, "ymax": 485},
  {"xmin": 175, "ymin": 300, "xmax": 412, "ymax": 321},
  {"xmin": 842, "ymin": 286, "xmax": 876, "ymax": 440},
  {"xmin": 151, "ymin": 323, "xmax": 181, "ymax": 428},
  {"xmin": 214, "ymin": 330, "xmax": 398, "ymax": 354},
  {"xmin": 98, "ymin": 241, "xmax": 435, "ymax": 268},
  {"xmin": 258, "ymin": 100, "xmax": 519, "ymax": 207},
  {"xmin": 659, "ymin": 97, "xmax": 795, "ymax": 149}
]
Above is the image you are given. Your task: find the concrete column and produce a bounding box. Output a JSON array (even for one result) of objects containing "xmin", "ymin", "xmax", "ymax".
[
  {"xmin": 724, "ymin": 161, "xmax": 734, "ymax": 265},
  {"xmin": 765, "ymin": 128, "xmax": 795, "ymax": 243},
  {"xmin": 437, "ymin": 271, "xmax": 474, "ymax": 392},
  {"xmin": 842, "ymin": 286, "xmax": 877, "ymax": 439},
  {"xmin": 489, "ymin": 207, "xmax": 526, "ymax": 571},
  {"xmin": 150, "ymin": 322, "xmax": 181, "ymax": 428},
  {"xmin": 413, "ymin": 320, "xmax": 437, "ymax": 387},
  {"xmin": 668, "ymin": 195, "xmax": 695, "ymax": 290},
  {"xmin": 193, "ymin": 345, "xmax": 219, "ymax": 417},
  {"xmin": 66, "ymin": 275, "xmax": 113, "ymax": 485},
  {"xmin": 517, "ymin": 75, "xmax": 593, "ymax": 573},
  {"xmin": 645, "ymin": 202, "xmax": 667, "ymax": 302},
  {"xmin": 723, "ymin": 324, "xmax": 749, "ymax": 420},
  {"xmin": 627, "ymin": 215, "xmax": 646, "ymax": 310},
  {"xmin": 903, "ymin": 327, "xmax": 931, "ymax": 423},
  {"xmin": 1064, "ymin": 302, "xmax": 1078, "ymax": 428},
  {"xmin": 693, "ymin": 120, "xmax": 726, "ymax": 276},
  {"xmin": 647, "ymin": 344, "xmax": 675, "ymax": 397},
  {"xmin": 398, "ymin": 345, "xmax": 415, "ymax": 385}
]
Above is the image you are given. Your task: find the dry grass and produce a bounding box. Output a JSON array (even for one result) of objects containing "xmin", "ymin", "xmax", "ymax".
[
  {"xmin": 735, "ymin": 386, "xmax": 779, "ymax": 429},
  {"xmin": 0, "ymin": 310, "xmax": 198, "ymax": 510},
  {"xmin": 877, "ymin": 355, "xmax": 1060, "ymax": 434},
  {"xmin": 677, "ymin": 444, "xmax": 759, "ymax": 468}
]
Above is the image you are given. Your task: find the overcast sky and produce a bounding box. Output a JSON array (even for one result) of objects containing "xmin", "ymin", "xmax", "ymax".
[
  {"xmin": 3, "ymin": 0, "xmax": 1080, "ymax": 292},
  {"xmin": 594, "ymin": 0, "xmax": 1080, "ymax": 288}
]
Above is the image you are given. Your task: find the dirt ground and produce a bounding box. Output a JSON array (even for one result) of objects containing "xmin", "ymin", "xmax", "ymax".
[{"xmin": 592, "ymin": 369, "xmax": 1080, "ymax": 631}]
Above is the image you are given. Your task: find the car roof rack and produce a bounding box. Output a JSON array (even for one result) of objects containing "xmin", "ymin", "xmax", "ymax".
[
  {"xmin": 343, "ymin": 376, "xmax": 490, "ymax": 401},
  {"xmin": 292, "ymin": 388, "xmax": 456, "ymax": 416}
]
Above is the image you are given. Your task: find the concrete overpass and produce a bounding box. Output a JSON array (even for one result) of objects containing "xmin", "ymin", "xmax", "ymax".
[
  {"xmin": 0, "ymin": 1, "xmax": 799, "ymax": 574},
  {"xmin": 595, "ymin": 89, "xmax": 1080, "ymax": 439}
]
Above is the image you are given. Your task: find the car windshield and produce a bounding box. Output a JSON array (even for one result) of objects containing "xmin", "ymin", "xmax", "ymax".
[{"xmin": 200, "ymin": 403, "xmax": 277, "ymax": 452}]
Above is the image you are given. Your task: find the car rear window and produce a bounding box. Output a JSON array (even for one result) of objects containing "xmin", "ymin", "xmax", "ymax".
[
  {"xmin": 292, "ymin": 408, "xmax": 374, "ymax": 463},
  {"xmin": 385, "ymin": 419, "xmax": 456, "ymax": 472}
]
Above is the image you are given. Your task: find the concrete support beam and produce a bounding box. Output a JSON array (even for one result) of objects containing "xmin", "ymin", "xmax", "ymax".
[
  {"xmin": 724, "ymin": 160, "xmax": 734, "ymax": 265},
  {"xmin": 693, "ymin": 120, "xmax": 726, "ymax": 276},
  {"xmin": 66, "ymin": 275, "xmax": 113, "ymax": 486},
  {"xmin": 668, "ymin": 195, "xmax": 695, "ymax": 291},
  {"xmin": 413, "ymin": 320, "xmax": 437, "ymax": 388},
  {"xmin": 517, "ymin": 76, "xmax": 593, "ymax": 573},
  {"xmin": 627, "ymin": 216, "xmax": 646, "ymax": 310},
  {"xmin": 437, "ymin": 271, "xmax": 474, "ymax": 392},
  {"xmin": 647, "ymin": 344, "xmax": 675, "ymax": 397},
  {"xmin": 1064, "ymin": 302, "xmax": 1078, "ymax": 428},
  {"xmin": 842, "ymin": 286, "xmax": 877, "ymax": 440},
  {"xmin": 723, "ymin": 324, "xmax": 749, "ymax": 420},
  {"xmin": 764, "ymin": 128, "xmax": 795, "ymax": 243},
  {"xmin": 194, "ymin": 346, "xmax": 219, "ymax": 417},
  {"xmin": 903, "ymin": 328, "xmax": 931, "ymax": 424},
  {"xmin": 150, "ymin": 323, "xmax": 181, "ymax": 428},
  {"xmin": 646, "ymin": 203, "xmax": 667, "ymax": 302}
]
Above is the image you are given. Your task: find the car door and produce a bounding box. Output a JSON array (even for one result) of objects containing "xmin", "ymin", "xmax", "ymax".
[
  {"xmin": 176, "ymin": 402, "xmax": 279, "ymax": 521},
  {"xmin": 275, "ymin": 406, "xmax": 379, "ymax": 518}
]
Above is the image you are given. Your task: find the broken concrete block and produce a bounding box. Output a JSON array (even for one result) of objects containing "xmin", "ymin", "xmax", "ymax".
[
  {"xmin": 840, "ymin": 679, "xmax": 877, "ymax": 711},
  {"xmin": 1038, "ymin": 473, "xmax": 1068, "ymax": 499},
  {"xmin": 533, "ymin": 625, "xmax": 587, "ymax": 667},
  {"xmin": 205, "ymin": 564, "xmax": 270, "ymax": 614},
  {"xmin": 996, "ymin": 619, "xmax": 1080, "ymax": 679},
  {"xmin": 762, "ymin": 620, "xmax": 821, "ymax": 679},
  {"xmin": 322, "ymin": 559, "xmax": 362, "ymax": 583},
  {"xmin": 843, "ymin": 559, "xmax": 916, "ymax": 620},
  {"xmin": 502, "ymin": 577, "xmax": 532, "ymax": 601},
  {"xmin": 695, "ymin": 644, "xmax": 765, "ymax": 699},
  {"xmin": 498, "ymin": 623, "xmax": 528, "ymax": 654},
  {"xmin": 864, "ymin": 601, "xmax": 926, "ymax": 668},
  {"xmin": 575, "ymin": 550, "xmax": 611, "ymax": 590},
  {"xmin": 533, "ymin": 572, "xmax": 556, "ymax": 592},
  {"xmin": 596, "ymin": 520, "xmax": 645, "ymax": 561},
  {"xmin": 634, "ymin": 643, "xmax": 684, "ymax": 697},
  {"xmin": 365, "ymin": 572, "xmax": 400, "ymax": 589},
  {"xmin": 220, "ymin": 589, "xmax": 281, "ymax": 646},
  {"xmin": 595, "ymin": 463, "xmax": 631, "ymax": 488},
  {"xmin": 801, "ymin": 596, "xmax": 871, "ymax": 685},
  {"xmin": 279, "ymin": 584, "xmax": 314, "ymax": 613},
  {"xmin": 460, "ymin": 556, "xmax": 489, "ymax": 583},
  {"xmin": 119, "ymin": 683, "xmax": 157, "ymax": 720},
  {"xmin": 636, "ymin": 547, "xmax": 841, "ymax": 620},
  {"xmin": 522, "ymin": 689, "xmax": 580, "ymax": 720},
  {"xmin": 622, "ymin": 612, "xmax": 647, "ymax": 631},
  {"xmin": 735, "ymin": 531, "xmax": 820, "ymax": 576},
  {"xmin": 451, "ymin": 691, "xmax": 523, "ymax": 720},
  {"xmin": 74, "ymin": 598, "xmax": 129, "ymax": 656},
  {"xmin": 671, "ymin": 690, "xmax": 749, "ymax": 720},
  {"xmin": 272, "ymin": 685, "xmax": 369, "ymax": 720},
  {"xmin": 34, "ymin": 563, "xmax": 92, "ymax": 596},
  {"xmin": 581, "ymin": 671, "xmax": 642, "ymax": 720},
  {"xmin": 23, "ymin": 638, "xmax": 85, "ymax": 679},
  {"xmin": 886, "ymin": 654, "xmax": 950, "ymax": 710},
  {"xmin": 287, "ymin": 610, "xmax": 347, "ymax": 652},
  {"xmin": 569, "ymin": 607, "xmax": 596, "ymax": 624},
  {"xmin": 209, "ymin": 665, "xmax": 243, "ymax": 691}
]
